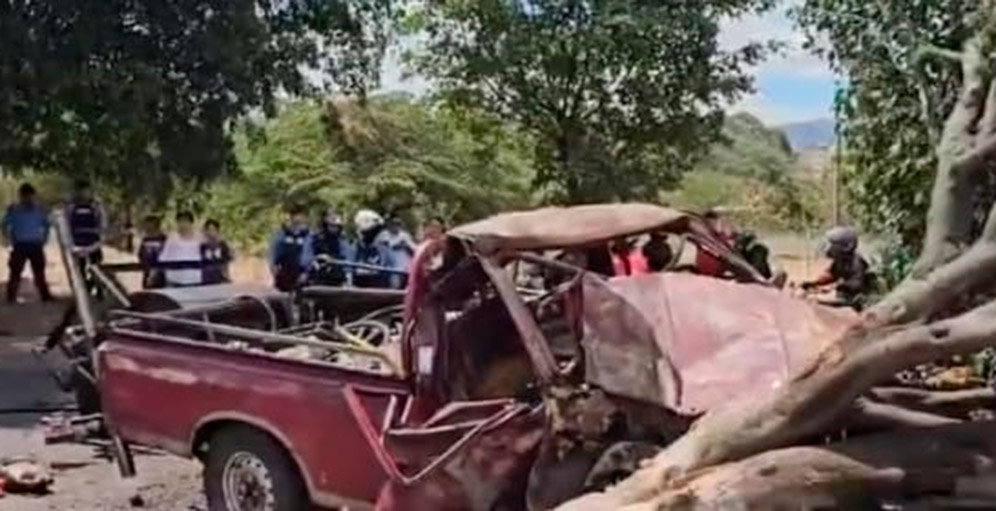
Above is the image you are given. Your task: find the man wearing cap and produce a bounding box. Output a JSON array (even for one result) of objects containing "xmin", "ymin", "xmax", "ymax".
[
  {"xmin": 801, "ymin": 226, "xmax": 872, "ymax": 310},
  {"xmin": 3, "ymin": 183, "xmax": 53, "ymax": 303}
]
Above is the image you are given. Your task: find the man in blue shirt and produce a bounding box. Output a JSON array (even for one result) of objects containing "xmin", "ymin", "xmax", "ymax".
[
  {"xmin": 268, "ymin": 205, "xmax": 314, "ymax": 292},
  {"xmin": 3, "ymin": 184, "xmax": 52, "ymax": 303}
]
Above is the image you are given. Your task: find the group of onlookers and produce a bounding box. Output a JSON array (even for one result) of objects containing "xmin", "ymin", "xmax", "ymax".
[
  {"xmin": 137, "ymin": 212, "xmax": 233, "ymax": 289},
  {"xmin": 2, "ymin": 178, "xmax": 444, "ymax": 303},
  {"xmin": 267, "ymin": 206, "xmax": 443, "ymax": 292},
  {"xmin": 4, "ymin": 180, "xmax": 869, "ymax": 308}
]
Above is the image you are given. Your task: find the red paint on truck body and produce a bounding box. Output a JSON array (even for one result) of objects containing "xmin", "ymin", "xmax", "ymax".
[{"xmin": 99, "ymin": 331, "xmax": 409, "ymax": 507}]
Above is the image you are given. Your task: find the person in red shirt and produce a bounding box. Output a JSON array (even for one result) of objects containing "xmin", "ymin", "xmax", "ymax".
[{"xmin": 610, "ymin": 238, "xmax": 648, "ymax": 276}]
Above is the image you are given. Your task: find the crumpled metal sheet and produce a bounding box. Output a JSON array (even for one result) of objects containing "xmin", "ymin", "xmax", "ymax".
[{"xmin": 583, "ymin": 273, "xmax": 855, "ymax": 415}]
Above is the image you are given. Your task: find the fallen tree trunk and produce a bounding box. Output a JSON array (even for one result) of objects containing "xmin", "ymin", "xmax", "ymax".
[
  {"xmin": 868, "ymin": 386, "xmax": 996, "ymax": 419},
  {"xmin": 557, "ymin": 301, "xmax": 996, "ymax": 509},
  {"xmin": 846, "ymin": 397, "xmax": 959, "ymax": 431},
  {"xmin": 560, "ymin": 422, "xmax": 996, "ymax": 511}
]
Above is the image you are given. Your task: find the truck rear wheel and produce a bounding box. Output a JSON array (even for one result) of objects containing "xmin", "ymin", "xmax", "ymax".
[{"xmin": 204, "ymin": 426, "xmax": 307, "ymax": 511}]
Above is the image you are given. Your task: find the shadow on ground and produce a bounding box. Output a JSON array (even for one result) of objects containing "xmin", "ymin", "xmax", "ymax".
[{"xmin": 0, "ymin": 297, "xmax": 75, "ymax": 429}]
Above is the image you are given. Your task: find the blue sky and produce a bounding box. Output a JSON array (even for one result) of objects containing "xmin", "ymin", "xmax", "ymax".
[
  {"xmin": 718, "ymin": 0, "xmax": 838, "ymax": 124},
  {"xmin": 379, "ymin": 0, "xmax": 838, "ymax": 126}
]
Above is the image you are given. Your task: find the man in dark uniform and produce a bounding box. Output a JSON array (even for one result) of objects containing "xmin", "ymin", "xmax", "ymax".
[
  {"xmin": 3, "ymin": 184, "xmax": 53, "ymax": 303},
  {"xmin": 734, "ymin": 231, "xmax": 773, "ymax": 279},
  {"xmin": 311, "ymin": 208, "xmax": 353, "ymax": 286},
  {"xmin": 64, "ymin": 180, "xmax": 105, "ymax": 295},
  {"xmin": 137, "ymin": 215, "xmax": 167, "ymax": 289},
  {"xmin": 200, "ymin": 219, "xmax": 233, "ymax": 285},
  {"xmin": 268, "ymin": 206, "xmax": 313, "ymax": 292},
  {"xmin": 802, "ymin": 226, "xmax": 873, "ymax": 310}
]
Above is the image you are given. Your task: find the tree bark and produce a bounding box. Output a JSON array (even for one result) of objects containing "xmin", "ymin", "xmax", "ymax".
[
  {"xmin": 561, "ymin": 422, "xmax": 996, "ymax": 511},
  {"xmin": 868, "ymin": 386, "xmax": 996, "ymax": 418},
  {"xmin": 557, "ymin": 300, "xmax": 996, "ymax": 509},
  {"xmin": 846, "ymin": 397, "xmax": 960, "ymax": 431},
  {"xmin": 914, "ymin": 35, "xmax": 988, "ymax": 276}
]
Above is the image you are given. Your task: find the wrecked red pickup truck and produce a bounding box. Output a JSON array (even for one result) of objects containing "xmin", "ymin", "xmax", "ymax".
[{"xmin": 65, "ymin": 204, "xmax": 854, "ymax": 511}]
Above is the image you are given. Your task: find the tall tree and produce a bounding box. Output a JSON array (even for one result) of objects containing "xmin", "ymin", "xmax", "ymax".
[
  {"xmin": 409, "ymin": 0, "xmax": 775, "ymax": 204},
  {"xmin": 0, "ymin": 0, "xmax": 394, "ymax": 200},
  {"xmin": 794, "ymin": 0, "xmax": 981, "ymax": 253}
]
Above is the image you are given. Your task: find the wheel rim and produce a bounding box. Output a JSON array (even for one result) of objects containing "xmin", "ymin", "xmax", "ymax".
[{"xmin": 222, "ymin": 451, "xmax": 277, "ymax": 511}]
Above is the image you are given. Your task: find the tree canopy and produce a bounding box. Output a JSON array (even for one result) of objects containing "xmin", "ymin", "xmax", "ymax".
[
  {"xmin": 199, "ymin": 95, "xmax": 534, "ymax": 247},
  {"xmin": 408, "ymin": 0, "xmax": 776, "ymax": 204},
  {"xmin": 795, "ymin": 0, "xmax": 984, "ymax": 248},
  {"xmin": 0, "ymin": 0, "xmax": 394, "ymax": 200}
]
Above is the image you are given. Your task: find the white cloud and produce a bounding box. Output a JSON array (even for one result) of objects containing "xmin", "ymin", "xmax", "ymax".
[
  {"xmin": 720, "ymin": 0, "xmax": 830, "ymax": 78},
  {"xmin": 734, "ymin": 89, "xmax": 834, "ymax": 125},
  {"xmin": 720, "ymin": 0, "xmax": 838, "ymax": 124}
]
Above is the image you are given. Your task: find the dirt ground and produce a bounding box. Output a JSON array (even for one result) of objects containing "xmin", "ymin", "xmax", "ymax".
[{"xmin": 0, "ymin": 247, "xmax": 202, "ymax": 510}]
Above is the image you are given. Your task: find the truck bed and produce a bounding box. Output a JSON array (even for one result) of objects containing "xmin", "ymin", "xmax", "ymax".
[{"xmin": 99, "ymin": 324, "xmax": 409, "ymax": 508}]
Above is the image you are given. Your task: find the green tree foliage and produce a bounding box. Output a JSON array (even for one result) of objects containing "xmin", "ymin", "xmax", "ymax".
[
  {"xmin": 0, "ymin": 0, "xmax": 394, "ymax": 201},
  {"xmin": 697, "ymin": 113, "xmax": 795, "ymax": 183},
  {"xmin": 795, "ymin": 0, "xmax": 981, "ymax": 247},
  {"xmin": 668, "ymin": 112, "xmax": 831, "ymax": 231},
  {"xmin": 408, "ymin": 0, "xmax": 775, "ymax": 204},
  {"xmin": 201, "ymin": 95, "xmax": 534, "ymax": 248}
]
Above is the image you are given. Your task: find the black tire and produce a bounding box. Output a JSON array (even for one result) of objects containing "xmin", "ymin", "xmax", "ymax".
[{"xmin": 204, "ymin": 425, "xmax": 308, "ymax": 511}]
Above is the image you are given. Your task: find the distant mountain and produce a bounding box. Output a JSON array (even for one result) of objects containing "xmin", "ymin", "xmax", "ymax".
[
  {"xmin": 695, "ymin": 112, "xmax": 795, "ymax": 181},
  {"xmin": 780, "ymin": 118, "xmax": 836, "ymax": 150}
]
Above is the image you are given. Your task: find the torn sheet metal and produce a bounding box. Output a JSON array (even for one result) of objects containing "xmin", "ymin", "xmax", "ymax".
[{"xmin": 583, "ymin": 273, "xmax": 855, "ymax": 415}]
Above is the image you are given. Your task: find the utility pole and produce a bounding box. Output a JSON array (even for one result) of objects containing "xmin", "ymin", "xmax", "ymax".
[{"xmin": 832, "ymin": 134, "xmax": 841, "ymax": 226}]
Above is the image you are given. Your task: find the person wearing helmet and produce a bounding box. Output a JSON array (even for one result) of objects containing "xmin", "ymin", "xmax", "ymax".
[
  {"xmin": 801, "ymin": 226, "xmax": 871, "ymax": 310},
  {"xmin": 352, "ymin": 209, "xmax": 392, "ymax": 288},
  {"xmin": 311, "ymin": 208, "xmax": 354, "ymax": 286}
]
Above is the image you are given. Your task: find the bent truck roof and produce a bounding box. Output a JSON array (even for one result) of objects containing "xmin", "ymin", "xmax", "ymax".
[{"xmin": 448, "ymin": 203, "xmax": 690, "ymax": 252}]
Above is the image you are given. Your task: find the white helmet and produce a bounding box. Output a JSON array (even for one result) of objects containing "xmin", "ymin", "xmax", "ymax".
[{"xmin": 354, "ymin": 209, "xmax": 384, "ymax": 233}]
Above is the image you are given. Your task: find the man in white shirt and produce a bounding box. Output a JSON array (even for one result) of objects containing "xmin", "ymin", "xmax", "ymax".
[
  {"xmin": 158, "ymin": 211, "xmax": 204, "ymax": 287},
  {"xmin": 376, "ymin": 216, "xmax": 417, "ymax": 289}
]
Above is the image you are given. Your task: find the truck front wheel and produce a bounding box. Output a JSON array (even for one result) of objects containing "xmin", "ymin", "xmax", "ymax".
[{"xmin": 204, "ymin": 426, "xmax": 307, "ymax": 511}]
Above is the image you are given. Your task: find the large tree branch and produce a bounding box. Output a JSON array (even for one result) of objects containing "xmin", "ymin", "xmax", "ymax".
[
  {"xmin": 917, "ymin": 43, "xmax": 966, "ymax": 63},
  {"xmin": 914, "ymin": 35, "xmax": 990, "ymax": 275},
  {"xmin": 558, "ymin": 300, "xmax": 996, "ymax": 509},
  {"xmin": 978, "ymin": 74, "xmax": 996, "ymax": 137},
  {"xmin": 593, "ymin": 423, "xmax": 996, "ymax": 511},
  {"xmin": 847, "ymin": 397, "xmax": 960, "ymax": 431},
  {"xmin": 866, "ymin": 239, "xmax": 996, "ymax": 325},
  {"xmin": 953, "ymin": 132, "xmax": 996, "ymax": 175},
  {"xmin": 868, "ymin": 386, "xmax": 996, "ymax": 418}
]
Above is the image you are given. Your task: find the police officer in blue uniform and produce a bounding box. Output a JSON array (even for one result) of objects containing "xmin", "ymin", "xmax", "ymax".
[
  {"xmin": 3, "ymin": 184, "xmax": 53, "ymax": 303},
  {"xmin": 64, "ymin": 180, "xmax": 106, "ymax": 295},
  {"xmin": 310, "ymin": 208, "xmax": 354, "ymax": 286},
  {"xmin": 268, "ymin": 205, "xmax": 314, "ymax": 292}
]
